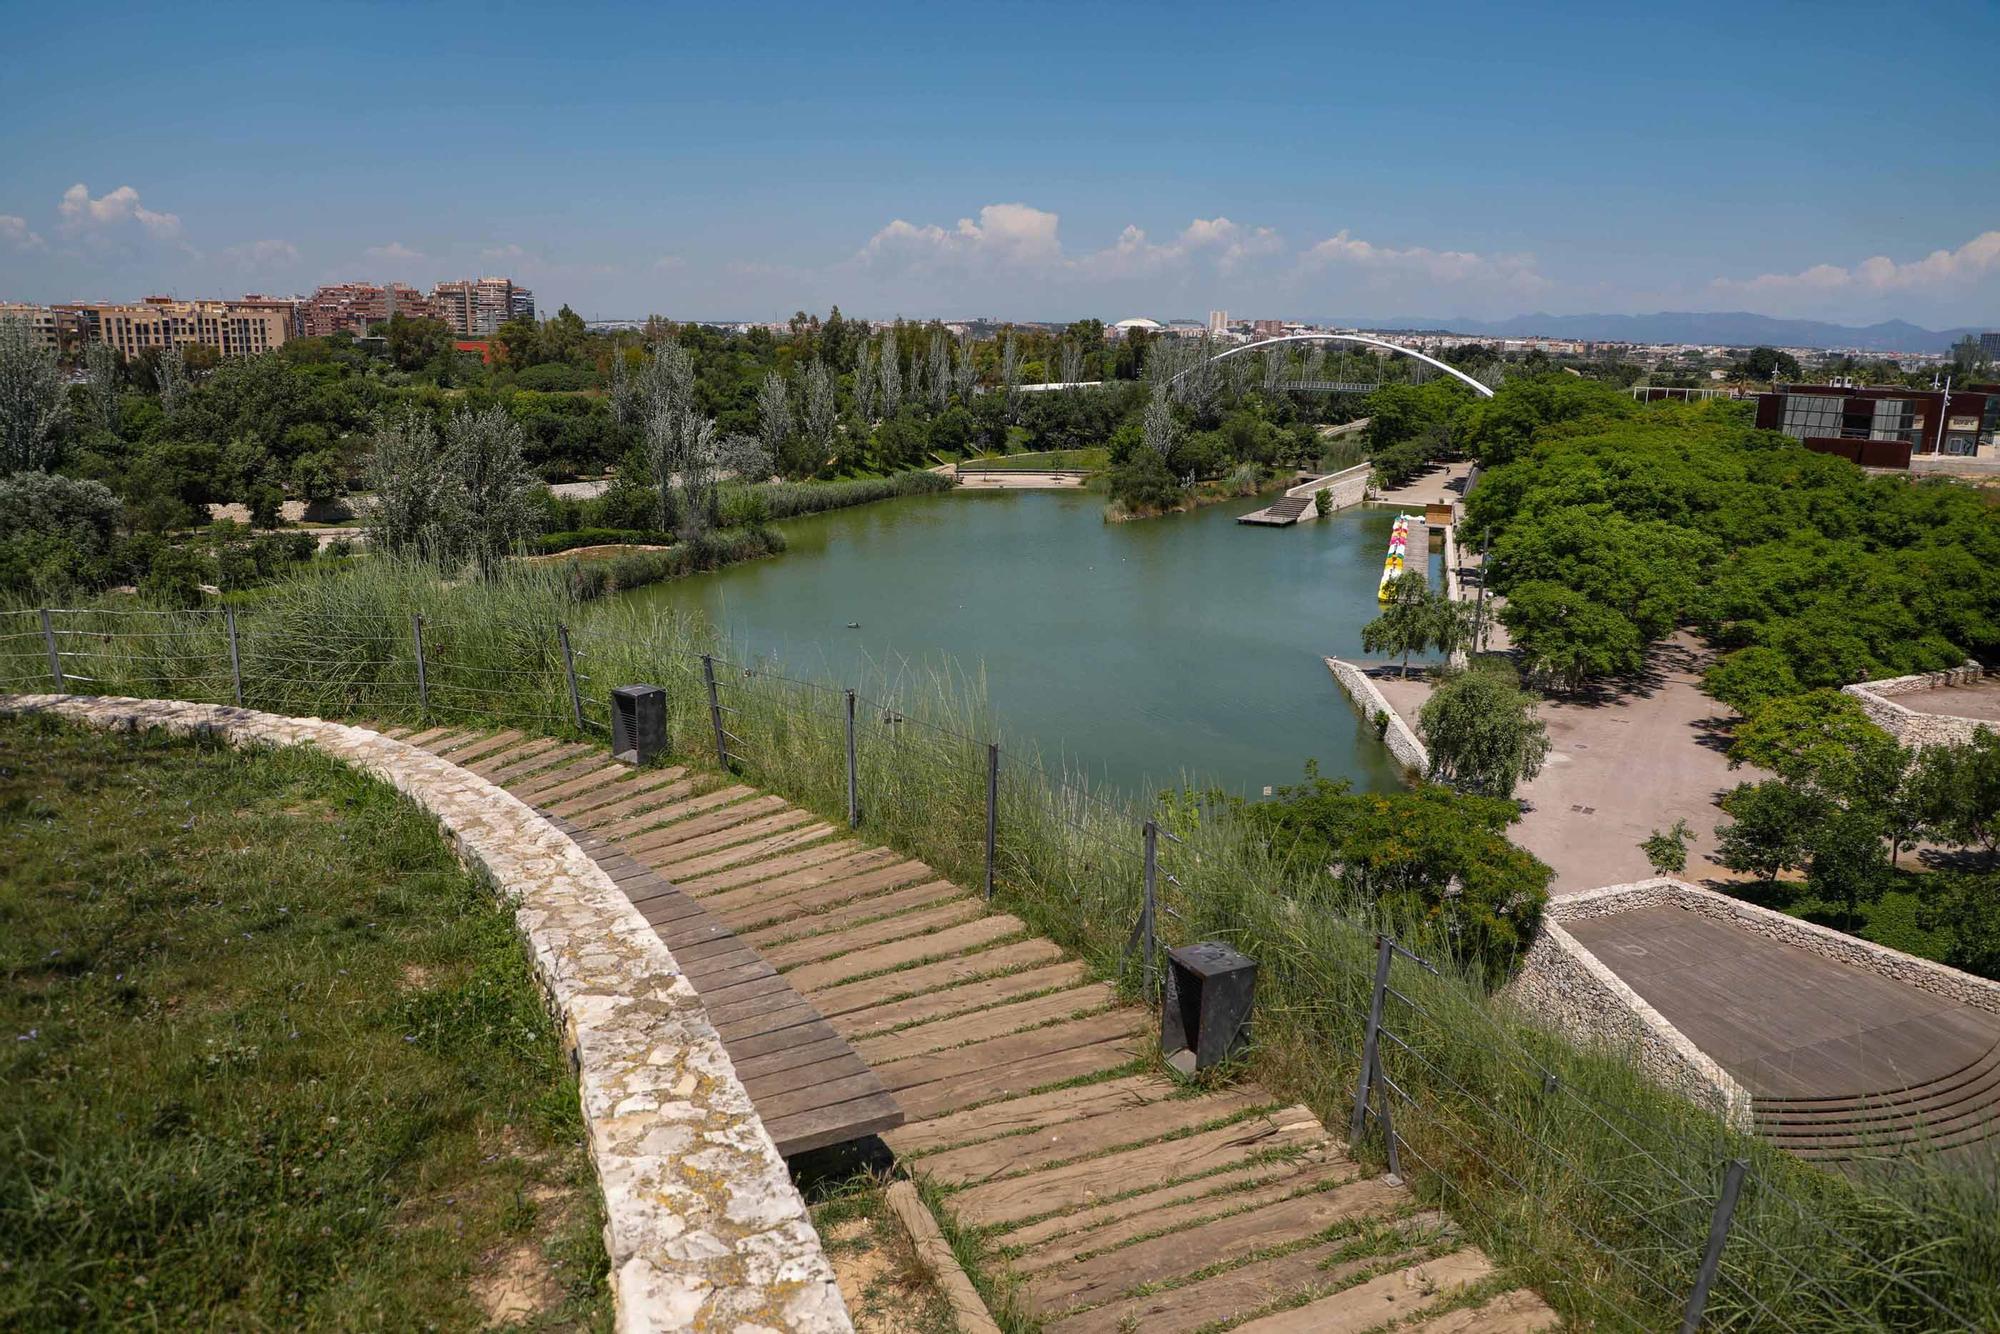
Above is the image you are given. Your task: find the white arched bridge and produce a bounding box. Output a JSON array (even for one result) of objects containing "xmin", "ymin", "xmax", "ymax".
[{"xmin": 1018, "ymin": 331, "xmax": 1495, "ymax": 399}]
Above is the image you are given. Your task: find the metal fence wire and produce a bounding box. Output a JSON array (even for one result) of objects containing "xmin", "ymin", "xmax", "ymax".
[{"xmin": 0, "ymin": 604, "xmax": 1985, "ymax": 1332}]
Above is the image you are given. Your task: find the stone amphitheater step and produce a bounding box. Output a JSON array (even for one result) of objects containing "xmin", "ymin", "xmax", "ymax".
[
  {"xmin": 1755, "ymin": 1040, "xmax": 2000, "ymax": 1159},
  {"xmin": 399, "ymin": 724, "xmax": 1560, "ymax": 1331}
]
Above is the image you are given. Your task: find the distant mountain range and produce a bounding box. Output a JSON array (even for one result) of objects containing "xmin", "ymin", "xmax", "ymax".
[{"xmin": 1348, "ymin": 312, "xmax": 1986, "ymax": 355}]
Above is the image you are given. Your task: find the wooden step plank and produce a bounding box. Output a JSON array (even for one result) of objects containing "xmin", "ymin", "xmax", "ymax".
[
  {"xmin": 1043, "ymin": 1228, "xmax": 1429, "ymax": 1334},
  {"xmin": 886, "ymin": 1075, "xmax": 1178, "ymax": 1158},
  {"xmin": 1402, "ymin": 1289, "xmax": 1560, "ymax": 1333},
  {"xmin": 854, "ymin": 984, "xmax": 1116, "ymax": 1065},
  {"xmin": 434, "ymin": 728, "xmax": 507, "ymax": 756},
  {"xmin": 412, "ymin": 727, "xmax": 480, "ymax": 753},
  {"xmin": 1226, "ymin": 1249, "xmax": 1494, "ymax": 1334},
  {"xmin": 650, "ymin": 818, "xmax": 836, "ymax": 879},
  {"xmin": 445, "ymin": 729, "xmax": 527, "ymax": 766},
  {"xmin": 949, "ymin": 1108, "xmax": 1327, "ymax": 1228},
  {"xmin": 514, "ymin": 762, "xmax": 630, "ymax": 807},
  {"xmin": 1011, "ymin": 1159, "xmax": 1357, "ymax": 1272},
  {"xmin": 810, "ymin": 939, "xmax": 1067, "ymax": 1018},
  {"xmin": 785, "ymin": 916, "xmax": 1027, "ymax": 993},
  {"xmin": 575, "ymin": 778, "xmax": 708, "ymax": 834},
  {"xmin": 759, "ymin": 900, "xmax": 984, "ymax": 969},
  {"xmin": 743, "ymin": 880, "xmax": 967, "ymax": 950},
  {"xmin": 764, "ymin": 1092, "xmax": 906, "ymax": 1158},
  {"xmin": 877, "ymin": 1011, "xmax": 1145, "ymax": 1095},
  {"xmin": 734, "ymin": 1035, "xmax": 864, "ymax": 1085},
  {"xmin": 918, "ymin": 1085, "xmax": 1276, "ymax": 1187},
  {"xmin": 747, "ymin": 1067, "xmax": 888, "ymax": 1123},
  {"xmin": 624, "ymin": 794, "xmax": 790, "ymax": 854},
  {"xmin": 557, "ymin": 776, "xmax": 750, "ymax": 824},
  {"xmin": 696, "ymin": 973, "xmax": 796, "ymax": 1017},
  {"xmin": 713, "ymin": 999, "xmax": 824, "ymax": 1045},
  {"xmin": 1025, "ymin": 1175, "xmax": 1409, "ymax": 1316},
  {"xmin": 836, "ymin": 962, "xmax": 1093, "ymax": 1040},
  {"xmin": 485, "ymin": 740, "xmax": 593, "ymax": 784},
  {"xmin": 699, "ymin": 854, "xmax": 931, "ymax": 920},
  {"xmin": 1000, "ymin": 1152, "xmax": 1339, "ymax": 1249},
  {"xmin": 685, "ymin": 844, "xmax": 905, "ymax": 900},
  {"xmin": 402, "ymin": 725, "xmax": 461, "ymax": 748},
  {"xmin": 467, "ymin": 735, "xmax": 564, "ymax": 778},
  {"xmin": 898, "ymin": 1038, "xmax": 1143, "ymax": 1123}
]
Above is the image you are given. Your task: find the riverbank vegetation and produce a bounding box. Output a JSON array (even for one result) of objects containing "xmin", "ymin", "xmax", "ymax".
[
  {"xmin": 0, "ymin": 714, "xmax": 609, "ymax": 1328},
  {"xmin": 6, "ymin": 561, "xmax": 1994, "ymax": 1329}
]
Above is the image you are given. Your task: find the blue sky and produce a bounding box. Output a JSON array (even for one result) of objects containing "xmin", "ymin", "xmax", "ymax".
[{"xmin": 3, "ymin": 0, "xmax": 1997, "ymax": 326}]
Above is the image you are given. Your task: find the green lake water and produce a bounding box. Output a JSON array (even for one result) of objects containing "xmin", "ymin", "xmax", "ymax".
[{"xmin": 625, "ymin": 489, "xmax": 1434, "ymax": 799}]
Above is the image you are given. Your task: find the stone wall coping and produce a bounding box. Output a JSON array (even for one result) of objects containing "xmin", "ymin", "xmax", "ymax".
[
  {"xmin": 1844, "ymin": 661, "xmax": 1985, "ymax": 705},
  {"xmin": 1554, "ymin": 876, "xmax": 2000, "ymax": 1018},
  {"xmin": 1325, "ymin": 656, "xmax": 1430, "ymax": 776},
  {"xmin": 0, "ymin": 694, "xmax": 851, "ymax": 1334}
]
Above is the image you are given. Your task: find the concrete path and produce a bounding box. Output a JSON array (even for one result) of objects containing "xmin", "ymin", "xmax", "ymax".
[{"xmin": 1371, "ymin": 460, "xmax": 1473, "ymax": 510}]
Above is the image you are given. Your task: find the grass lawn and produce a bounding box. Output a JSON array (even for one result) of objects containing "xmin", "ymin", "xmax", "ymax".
[{"xmin": 0, "ymin": 715, "xmax": 610, "ymax": 1329}]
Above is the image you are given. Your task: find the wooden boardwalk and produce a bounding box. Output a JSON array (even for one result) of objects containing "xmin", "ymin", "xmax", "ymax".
[{"xmin": 383, "ymin": 724, "xmax": 1556, "ymax": 1331}]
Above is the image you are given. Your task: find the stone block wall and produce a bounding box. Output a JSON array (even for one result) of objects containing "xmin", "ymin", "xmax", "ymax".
[
  {"xmin": 1844, "ymin": 663, "xmax": 1992, "ymax": 748},
  {"xmin": 1325, "ymin": 656, "xmax": 1429, "ymax": 776},
  {"xmin": 1287, "ymin": 462, "xmax": 1371, "ymax": 520},
  {"xmin": 0, "ymin": 694, "xmax": 851, "ymax": 1334}
]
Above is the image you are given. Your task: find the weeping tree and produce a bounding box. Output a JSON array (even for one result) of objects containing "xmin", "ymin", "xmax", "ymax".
[
  {"xmin": 852, "ymin": 339, "xmax": 877, "ymax": 421},
  {"xmin": 438, "ymin": 406, "xmax": 536, "ymax": 579},
  {"xmin": 0, "ymin": 318, "xmax": 68, "ymax": 472},
  {"xmin": 802, "ymin": 359, "xmax": 837, "ymax": 471},
  {"xmin": 879, "ymin": 331, "xmax": 903, "ymax": 416},
  {"xmin": 927, "ymin": 328, "xmax": 950, "ymax": 413},
  {"xmin": 757, "ymin": 371, "xmax": 793, "ymax": 475}
]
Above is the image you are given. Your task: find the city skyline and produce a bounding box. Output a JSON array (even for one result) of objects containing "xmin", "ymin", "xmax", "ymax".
[{"xmin": 2, "ymin": 1, "xmax": 1997, "ymax": 326}]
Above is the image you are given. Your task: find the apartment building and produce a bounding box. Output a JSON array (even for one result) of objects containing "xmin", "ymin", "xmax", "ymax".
[
  {"xmin": 51, "ymin": 297, "xmax": 294, "ymax": 359},
  {"xmin": 299, "ymin": 282, "xmax": 438, "ymax": 338},
  {"xmin": 0, "ymin": 301, "xmax": 70, "ymax": 350},
  {"xmin": 431, "ymin": 277, "xmax": 535, "ymax": 336}
]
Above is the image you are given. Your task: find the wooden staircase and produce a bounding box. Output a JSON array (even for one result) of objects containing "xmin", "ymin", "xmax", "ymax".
[
  {"xmin": 1754, "ymin": 1039, "xmax": 2000, "ymax": 1163},
  {"xmin": 1238, "ymin": 494, "xmax": 1313, "ymax": 526}
]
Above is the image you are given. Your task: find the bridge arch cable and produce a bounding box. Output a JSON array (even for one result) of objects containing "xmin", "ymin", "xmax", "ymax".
[{"xmin": 1168, "ymin": 332, "xmax": 1497, "ymax": 400}]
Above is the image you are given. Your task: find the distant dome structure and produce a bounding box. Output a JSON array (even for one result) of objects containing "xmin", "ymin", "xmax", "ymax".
[{"xmin": 1111, "ymin": 317, "xmax": 1163, "ymax": 332}]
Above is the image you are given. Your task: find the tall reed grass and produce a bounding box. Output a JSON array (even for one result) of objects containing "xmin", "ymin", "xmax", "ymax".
[{"xmin": 4, "ymin": 562, "xmax": 1996, "ymax": 1330}]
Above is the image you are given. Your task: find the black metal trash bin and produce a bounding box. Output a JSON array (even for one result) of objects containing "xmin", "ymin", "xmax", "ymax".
[
  {"xmin": 610, "ymin": 684, "xmax": 665, "ymax": 765},
  {"xmin": 1161, "ymin": 941, "xmax": 1257, "ymax": 1074}
]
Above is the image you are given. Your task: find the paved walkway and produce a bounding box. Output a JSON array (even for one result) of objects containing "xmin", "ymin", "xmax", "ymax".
[
  {"xmin": 386, "ymin": 724, "xmax": 1556, "ymax": 1333},
  {"xmin": 1370, "ymin": 460, "xmax": 1473, "ymax": 510}
]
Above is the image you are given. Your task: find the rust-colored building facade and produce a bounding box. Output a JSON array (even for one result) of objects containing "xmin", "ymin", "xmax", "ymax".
[{"xmin": 1754, "ymin": 383, "xmax": 2000, "ymax": 468}]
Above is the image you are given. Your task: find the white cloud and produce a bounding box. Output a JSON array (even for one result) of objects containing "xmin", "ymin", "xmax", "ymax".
[
  {"xmin": 858, "ymin": 202, "xmax": 1064, "ymax": 269},
  {"xmin": 220, "ymin": 238, "xmax": 299, "ymax": 269},
  {"xmin": 59, "ymin": 183, "xmax": 182, "ymax": 239},
  {"xmin": 365, "ymin": 241, "xmax": 423, "ymax": 261},
  {"xmin": 1299, "ymin": 229, "xmax": 1544, "ymax": 290},
  {"xmin": 480, "ymin": 242, "xmax": 527, "ymax": 261},
  {"xmin": 0, "ymin": 215, "xmax": 44, "ymax": 251},
  {"xmin": 1712, "ymin": 230, "xmax": 2000, "ymax": 301}
]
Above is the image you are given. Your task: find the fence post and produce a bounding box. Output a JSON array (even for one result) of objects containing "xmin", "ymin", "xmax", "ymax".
[
  {"xmin": 1140, "ymin": 819, "xmax": 1159, "ymax": 998},
  {"xmin": 1681, "ymin": 1159, "xmax": 1749, "ymax": 1334},
  {"xmin": 984, "ymin": 742, "xmax": 999, "ymax": 902},
  {"xmin": 39, "ymin": 609, "xmax": 64, "ymax": 691},
  {"xmin": 411, "ymin": 614, "xmax": 428, "ymax": 719},
  {"xmin": 702, "ymin": 654, "xmax": 727, "ymax": 767},
  {"xmin": 557, "ymin": 624, "xmax": 583, "ymax": 731},
  {"xmin": 225, "ymin": 608, "xmax": 243, "ymax": 707},
  {"xmin": 844, "ymin": 689, "xmax": 860, "ymax": 827},
  {"xmin": 1350, "ymin": 934, "xmax": 1394, "ymax": 1145}
]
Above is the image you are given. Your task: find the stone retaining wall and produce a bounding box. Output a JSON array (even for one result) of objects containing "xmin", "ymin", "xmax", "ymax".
[
  {"xmin": 1286, "ymin": 463, "xmax": 1371, "ymax": 520},
  {"xmin": 1325, "ymin": 657, "xmax": 1429, "ymax": 776},
  {"xmin": 0, "ymin": 694, "xmax": 851, "ymax": 1334},
  {"xmin": 1503, "ymin": 916, "xmax": 1753, "ymax": 1129},
  {"xmin": 1844, "ymin": 663, "xmax": 1992, "ymax": 748}
]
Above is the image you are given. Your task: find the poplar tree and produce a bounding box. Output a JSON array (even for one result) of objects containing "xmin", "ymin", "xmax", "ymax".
[{"xmin": 0, "ymin": 319, "xmax": 68, "ymax": 471}]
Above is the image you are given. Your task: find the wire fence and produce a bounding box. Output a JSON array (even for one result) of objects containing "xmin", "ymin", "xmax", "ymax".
[{"xmin": 1, "ymin": 602, "xmax": 1989, "ymax": 1331}]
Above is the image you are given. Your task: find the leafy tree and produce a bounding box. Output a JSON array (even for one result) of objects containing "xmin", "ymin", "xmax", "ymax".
[
  {"xmin": 1418, "ymin": 666, "xmax": 1551, "ymax": 798},
  {"xmin": 365, "ymin": 411, "xmax": 447, "ymax": 557},
  {"xmin": 756, "ymin": 371, "xmax": 793, "ymax": 475},
  {"xmin": 1703, "ymin": 647, "xmax": 1801, "ymax": 715},
  {"xmin": 81, "ymin": 340, "xmax": 122, "ymax": 436},
  {"xmin": 0, "ymin": 471, "xmax": 122, "ymax": 595},
  {"xmin": 1739, "ymin": 346, "xmax": 1802, "ymax": 381},
  {"xmin": 377, "ymin": 314, "xmax": 455, "ymax": 372},
  {"xmin": 1715, "ymin": 780, "xmax": 1821, "ymax": 887},
  {"xmin": 1917, "ymin": 872, "xmax": 2000, "ymax": 976},
  {"xmin": 437, "ymin": 406, "xmax": 536, "ymax": 578},
  {"xmin": 1499, "ymin": 580, "xmax": 1647, "ymax": 687},
  {"xmin": 1642, "ymin": 819, "xmax": 1692, "ymax": 876},
  {"xmin": 1806, "ymin": 804, "xmax": 1889, "ymax": 927},
  {"xmin": 1918, "ymin": 729, "xmax": 2000, "ymax": 855},
  {"xmin": 246, "ymin": 481, "xmax": 285, "ymax": 529},
  {"xmin": 1726, "ymin": 689, "xmax": 1902, "ymax": 803},
  {"xmin": 290, "ymin": 449, "xmax": 344, "ymax": 505},
  {"xmin": 801, "ymin": 360, "xmax": 836, "ymax": 473},
  {"xmin": 0, "ymin": 318, "xmax": 69, "ymax": 472},
  {"xmin": 1238, "ymin": 767, "xmax": 1551, "ymax": 979},
  {"xmin": 1362, "ymin": 572, "xmax": 1441, "ymax": 678},
  {"xmin": 878, "ymin": 331, "xmax": 902, "ymax": 415}
]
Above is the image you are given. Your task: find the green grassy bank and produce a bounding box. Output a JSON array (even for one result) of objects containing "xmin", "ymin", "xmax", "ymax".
[{"xmin": 0, "ymin": 715, "xmax": 610, "ymax": 1329}]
